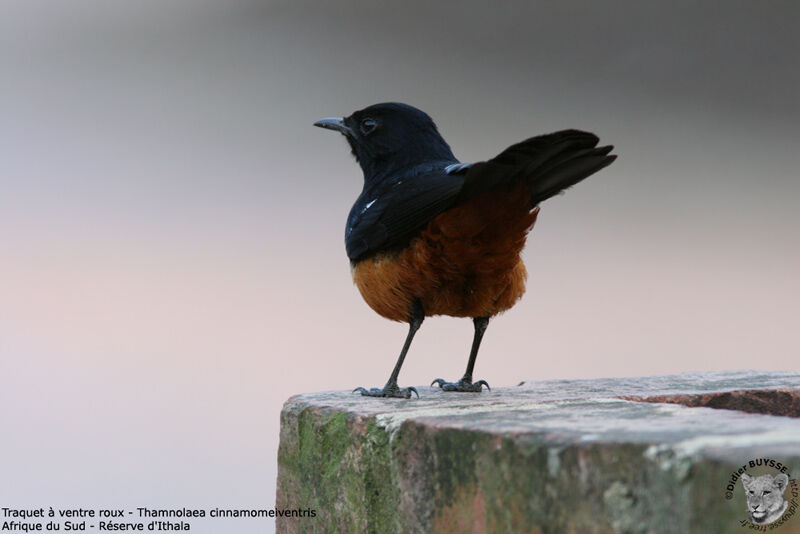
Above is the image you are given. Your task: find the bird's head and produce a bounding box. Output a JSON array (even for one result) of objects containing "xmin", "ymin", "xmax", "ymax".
[{"xmin": 314, "ymin": 102, "xmax": 456, "ymax": 182}]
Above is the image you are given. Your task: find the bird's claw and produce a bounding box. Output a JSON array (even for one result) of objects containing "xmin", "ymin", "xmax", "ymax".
[
  {"xmin": 431, "ymin": 377, "xmax": 490, "ymax": 392},
  {"xmin": 353, "ymin": 385, "xmax": 419, "ymax": 399},
  {"xmin": 473, "ymin": 380, "xmax": 490, "ymax": 391}
]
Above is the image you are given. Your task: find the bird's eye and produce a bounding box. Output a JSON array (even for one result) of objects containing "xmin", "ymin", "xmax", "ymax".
[
  {"xmin": 360, "ymin": 118, "xmax": 377, "ymax": 135},
  {"xmin": 764, "ymin": 490, "xmax": 771, "ymax": 494}
]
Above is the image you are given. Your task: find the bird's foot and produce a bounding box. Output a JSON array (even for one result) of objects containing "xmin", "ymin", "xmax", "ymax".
[
  {"xmin": 431, "ymin": 377, "xmax": 490, "ymax": 392},
  {"xmin": 353, "ymin": 383, "xmax": 419, "ymax": 399}
]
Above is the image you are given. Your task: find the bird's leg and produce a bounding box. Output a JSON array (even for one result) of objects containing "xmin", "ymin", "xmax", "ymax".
[
  {"xmin": 432, "ymin": 316, "xmax": 491, "ymax": 392},
  {"xmin": 354, "ymin": 301, "xmax": 424, "ymax": 399}
]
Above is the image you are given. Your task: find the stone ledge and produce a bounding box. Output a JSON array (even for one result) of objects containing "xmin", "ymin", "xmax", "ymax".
[
  {"xmin": 619, "ymin": 388, "xmax": 800, "ymax": 418},
  {"xmin": 276, "ymin": 371, "xmax": 800, "ymax": 533}
]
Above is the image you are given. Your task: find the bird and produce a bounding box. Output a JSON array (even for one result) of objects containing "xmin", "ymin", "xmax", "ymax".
[{"xmin": 314, "ymin": 103, "xmax": 616, "ymax": 399}]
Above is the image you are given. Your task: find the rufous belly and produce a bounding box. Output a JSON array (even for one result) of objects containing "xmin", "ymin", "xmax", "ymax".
[{"xmin": 351, "ymin": 185, "xmax": 539, "ymax": 322}]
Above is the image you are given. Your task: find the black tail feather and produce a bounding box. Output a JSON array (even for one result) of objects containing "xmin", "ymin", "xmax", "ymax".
[
  {"xmin": 529, "ymin": 147, "xmax": 616, "ymax": 205},
  {"xmin": 459, "ymin": 130, "xmax": 616, "ymax": 203}
]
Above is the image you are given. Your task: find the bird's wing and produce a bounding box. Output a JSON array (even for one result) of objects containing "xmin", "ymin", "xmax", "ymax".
[
  {"xmin": 345, "ymin": 169, "xmax": 464, "ymax": 261},
  {"xmin": 458, "ymin": 129, "xmax": 615, "ymax": 204}
]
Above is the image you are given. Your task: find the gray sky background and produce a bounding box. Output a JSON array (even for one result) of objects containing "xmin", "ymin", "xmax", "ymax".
[{"xmin": 2, "ymin": 2, "xmax": 798, "ymax": 532}]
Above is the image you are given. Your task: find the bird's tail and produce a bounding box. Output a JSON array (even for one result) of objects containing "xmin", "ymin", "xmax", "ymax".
[{"xmin": 461, "ymin": 129, "xmax": 616, "ymax": 205}]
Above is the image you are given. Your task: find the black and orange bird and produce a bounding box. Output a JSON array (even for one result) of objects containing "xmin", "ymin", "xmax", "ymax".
[{"xmin": 314, "ymin": 103, "xmax": 616, "ymax": 398}]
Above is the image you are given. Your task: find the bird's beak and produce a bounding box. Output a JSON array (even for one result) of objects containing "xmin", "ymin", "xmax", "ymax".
[{"xmin": 313, "ymin": 117, "xmax": 354, "ymax": 136}]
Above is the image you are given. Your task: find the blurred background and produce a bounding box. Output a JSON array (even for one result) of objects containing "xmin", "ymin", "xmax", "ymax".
[{"xmin": 1, "ymin": 1, "xmax": 798, "ymax": 532}]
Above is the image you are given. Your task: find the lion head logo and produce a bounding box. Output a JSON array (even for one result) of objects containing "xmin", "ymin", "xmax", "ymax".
[{"xmin": 741, "ymin": 473, "xmax": 789, "ymax": 525}]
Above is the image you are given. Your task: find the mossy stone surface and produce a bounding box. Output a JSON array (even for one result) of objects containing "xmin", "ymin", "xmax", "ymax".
[{"xmin": 277, "ymin": 371, "xmax": 800, "ymax": 533}]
